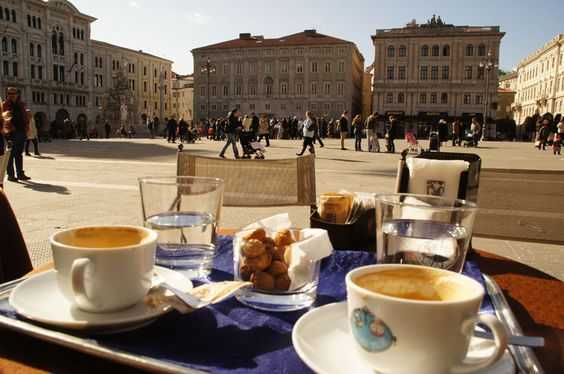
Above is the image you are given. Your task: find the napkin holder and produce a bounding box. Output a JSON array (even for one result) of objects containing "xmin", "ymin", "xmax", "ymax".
[
  {"xmin": 396, "ymin": 151, "xmax": 482, "ymax": 203},
  {"xmin": 310, "ymin": 208, "xmax": 376, "ymax": 252}
]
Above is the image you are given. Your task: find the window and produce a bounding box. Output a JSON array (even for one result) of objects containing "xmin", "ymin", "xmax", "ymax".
[
  {"xmin": 11, "ymin": 9, "xmax": 15, "ymax": 23},
  {"xmin": 38, "ymin": 65, "xmax": 43, "ymax": 80},
  {"xmin": 386, "ymin": 93, "xmax": 393, "ymax": 104},
  {"xmin": 200, "ymin": 86, "xmax": 205, "ymax": 97},
  {"xmin": 29, "ymin": 43, "xmax": 34, "ymax": 57},
  {"xmin": 324, "ymin": 62, "xmax": 331, "ymax": 73},
  {"xmin": 478, "ymin": 44, "xmax": 486, "ymax": 56},
  {"xmin": 265, "ymin": 62, "xmax": 272, "ymax": 73},
  {"xmin": 398, "ymin": 66, "xmax": 406, "ymax": 80},
  {"xmin": 37, "ymin": 44, "xmax": 42, "ymax": 58},
  {"xmin": 466, "ymin": 44, "xmax": 474, "ymax": 57},
  {"xmin": 280, "ymin": 62, "xmax": 288, "ymax": 73},
  {"xmin": 223, "ymin": 63, "xmax": 229, "ymax": 74},
  {"xmin": 440, "ymin": 93, "xmax": 448, "ymax": 104},
  {"xmin": 387, "ymin": 65, "xmax": 394, "ymax": 80},
  {"xmin": 477, "ymin": 66, "xmax": 484, "ymax": 80},
  {"xmin": 53, "ymin": 64, "xmax": 58, "ymax": 81},
  {"xmin": 311, "ymin": 62, "xmax": 318, "ymax": 73},
  {"xmin": 432, "ymin": 45, "xmax": 439, "ymax": 57},
  {"xmin": 265, "ymin": 103, "xmax": 270, "ymax": 111},
  {"xmin": 337, "ymin": 82, "xmax": 344, "ymax": 96},
  {"xmin": 249, "ymin": 62, "xmax": 256, "ymax": 74},
  {"xmin": 420, "ymin": 66, "xmax": 428, "ymax": 80},
  {"xmin": 11, "ymin": 39, "xmax": 17, "ymax": 55},
  {"xmin": 30, "ymin": 64, "xmax": 35, "ymax": 79},
  {"xmin": 1, "ymin": 37, "xmax": 6, "ymax": 53},
  {"xmin": 264, "ymin": 77, "xmax": 273, "ymax": 95},
  {"xmin": 280, "ymin": 81, "xmax": 288, "ymax": 95},
  {"xmin": 442, "ymin": 65, "xmax": 449, "ymax": 80},
  {"xmin": 211, "ymin": 85, "xmax": 217, "ymax": 97},
  {"xmin": 12, "ymin": 62, "xmax": 17, "ymax": 77},
  {"xmin": 431, "ymin": 66, "xmax": 438, "ymax": 80},
  {"xmin": 296, "ymin": 63, "xmax": 303, "ymax": 73},
  {"xmin": 399, "ymin": 45, "xmax": 406, "ymax": 57},
  {"xmin": 430, "ymin": 93, "xmax": 437, "ymax": 104},
  {"xmin": 475, "ymin": 95, "xmax": 482, "ymax": 105},
  {"xmin": 58, "ymin": 33, "xmax": 64, "ymax": 56},
  {"xmin": 464, "ymin": 66, "xmax": 472, "ymax": 80},
  {"xmin": 223, "ymin": 85, "xmax": 229, "ymax": 96},
  {"xmin": 297, "ymin": 82, "xmax": 304, "ymax": 95},
  {"xmin": 74, "ymin": 52, "xmax": 78, "ymax": 65},
  {"xmin": 338, "ymin": 61, "xmax": 345, "ymax": 73},
  {"xmin": 443, "ymin": 45, "xmax": 450, "ymax": 57},
  {"xmin": 387, "ymin": 46, "xmax": 395, "ymax": 58},
  {"xmin": 311, "ymin": 81, "xmax": 317, "ymax": 95},
  {"xmin": 323, "ymin": 82, "xmax": 331, "ymax": 95},
  {"xmin": 4, "ymin": 8, "xmax": 9, "ymax": 21},
  {"xmin": 398, "ymin": 93, "xmax": 405, "ymax": 104},
  {"xmin": 421, "ymin": 45, "xmax": 429, "ymax": 57},
  {"xmin": 236, "ymin": 63, "xmax": 242, "ymax": 74}
]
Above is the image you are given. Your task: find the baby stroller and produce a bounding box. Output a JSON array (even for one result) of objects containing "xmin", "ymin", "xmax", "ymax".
[
  {"xmin": 240, "ymin": 131, "xmax": 265, "ymax": 159},
  {"xmin": 463, "ymin": 132, "xmax": 476, "ymax": 147},
  {"xmin": 405, "ymin": 130, "xmax": 421, "ymax": 154},
  {"xmin": 428, "ymin": 128, "xmax": 440, "ymax": 152}
]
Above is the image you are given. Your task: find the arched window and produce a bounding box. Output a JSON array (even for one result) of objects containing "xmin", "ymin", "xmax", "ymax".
[
  {"xmin": 58, "ymin": 32, "xmax": 64, "ymax": 56},
  {"xmin": 441, "ymin": 93, "xmax": 448, "ymax": 104},
  {"xmin": 1, "ymin": 37, "xmax": 7, "ymax": 53},
  {"xmin": 37, "ymin": 44, "xmax": 42, "ymax": 58},
  {"xmin": 32, "ymin": 16, "xmax": 36, "ymax": 28},
  {"xmin": 398, "ymin": 93, "xmax": 405, "ymax": 104},
  {"xmin": 264, "ymin": 77, "xmax": 273, "ymax": 96},
  {"xmin": 421, "ymin": 45, "xmax": 429, "ymax": 57},
  {"xmin": 72, "ymin": 28, "xmax": 76, "ymax": 38},
  {"xmin": 4, "ymin": 8, "xmax": 10, "ymax": 21},
  {"xmin": 399, "ymin": 45, "xmax": 407, "ymax": 57},
  {"xmin": 11, "ymin": 9, "xmax": 15, "ymax": 22},
  {"xmin": 11, "ymin": 39, "xmax": 17, "ymax": 55},
  {"xmin": 51, "ymin": 31, "xmax": 57, "ymax": 55},
  {"xmin": 442, "ymin": 45, "xmax": 450, "ymax": 57},
  {"xmin": 387, "ymin": 46, "xmax": 395, "ymax": 58},
  {"xmin": 432, "ymin": 45, "xmax": 439, "ymax": 56},
  {"xmin": 37, "ymin": 18, "xmax": 41, "ymax": 29},
  {"xmin": 0, "ymin": 8, "xmax": 3, "ymax": 20},
  {"xmin": 80, "ymin": 30, "xmax": 84, "ymax": 40},
  {"xmin": 27, "ymin": 14, "xmax": 31, "ymax": 27},
  {"xmin": 466, "ymin": 44, "xmax": 474, "ymax": 57},
  {"xmin": 478, "ymin": 44, "xmax": 486, "ymax": 56},
  {"xmin": 29, "ymin": 42, "xmax": 34, "ymax": 57}
]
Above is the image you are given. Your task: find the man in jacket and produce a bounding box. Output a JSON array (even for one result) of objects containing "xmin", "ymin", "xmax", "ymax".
[
  {"xmin": 338, "ymin": 111, "xmax": 349, "ymax": 150},
  {"xmin": 166, "ymin": 117, "xmax": 177, "ymax": 143},
  {"xmin": 365, "ymin": 112, "xmax": 379, "ymax": 152},
  {"xmin": 219, "ymin": 109, "xmax": 241, "ymax": 159},
  {"xmin": 2, "ymin": 87, "xmax": 31, "ymax": 181}
]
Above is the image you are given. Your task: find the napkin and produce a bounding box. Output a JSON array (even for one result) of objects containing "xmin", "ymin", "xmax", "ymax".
[{"xmin": 406, "ymin": 158, "xmax": 469, "ymax": 201}]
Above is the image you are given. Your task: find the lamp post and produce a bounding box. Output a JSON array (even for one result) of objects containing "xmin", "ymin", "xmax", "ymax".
[
  {"xmin": 479, "ymin": 50, "xmax": 498, "ymax": 128},
  {"xmin": 200, "ymin": 58, "xmax": 215, "ymax": 121}
]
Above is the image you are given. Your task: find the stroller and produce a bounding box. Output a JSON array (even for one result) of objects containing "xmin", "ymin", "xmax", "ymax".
[
  {"xmin": 405, "ymin": 130, "xmax": 421, "ymax": 154},
  {"xmin": 463, "ymin": 131, "xmax": 476, "ymax": 147},
  {"xmin": 240, "ymin": 131, "xmax": 265, "ymax": 159}
]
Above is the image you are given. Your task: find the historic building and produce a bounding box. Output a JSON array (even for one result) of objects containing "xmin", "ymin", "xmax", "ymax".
[
  {"xmin": 499, "ymin": 71, "xmax": 518, "ymax": 91},
  {"xmin": 371, "ymin": 16, "xmax": 504, "ymax": 123},
  {"xmin": 0, "ymin": 0, "xmax": 173, "ymax": 133},
  {"xmin": 191, "ymin": 29, "xmax": 364, "ymax": 121},
  {"xmin": 511, "ymin": 34, "xmax": 564, "ymax": 125},
  {"xmin": 171, "ymin": 73, "xmax": 193, "ymax": 122},
  {"xmin": 496, "ymin": 87, "xmax": 515, "ymax": 120}
]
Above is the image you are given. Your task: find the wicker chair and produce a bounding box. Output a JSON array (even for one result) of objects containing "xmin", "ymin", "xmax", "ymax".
[{"xmin": 177, "ymin": 152, "xmax": 316, "ymax": 208}]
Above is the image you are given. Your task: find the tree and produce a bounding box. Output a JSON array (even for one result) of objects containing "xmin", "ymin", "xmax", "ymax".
[{"xmin": 101, "ymin": 69, "xmax": 138, "ymax": 126}]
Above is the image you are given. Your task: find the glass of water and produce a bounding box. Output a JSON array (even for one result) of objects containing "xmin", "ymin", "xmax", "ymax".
[
  {"xmin": 139, "ymin": 176, "xmax": 224, "ymax": 279},
  {"xmin": 376, "ymin": 194, "xmax": 477, "ymax": 272}
]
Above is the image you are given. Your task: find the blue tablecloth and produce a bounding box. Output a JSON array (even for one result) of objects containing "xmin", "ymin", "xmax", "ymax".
[{"xmin": 0, "ymin": 236, "xmax": 493, "ymax": 373}]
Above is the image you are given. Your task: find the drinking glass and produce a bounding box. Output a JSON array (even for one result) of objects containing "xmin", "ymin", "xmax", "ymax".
[
  {"xmin": 375, "ymin": 193, "xmax": 477, "ymax": 272},
  {"xmin": 139, "ymin": 176, "xmax": 224, "ymax": 279}
]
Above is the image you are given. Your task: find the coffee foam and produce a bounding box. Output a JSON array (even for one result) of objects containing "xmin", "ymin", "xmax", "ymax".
[
  {"xmin": 57, "ymin": 227, "xmax": 148, "ymax": 249},
  {"xmin": 354, "ymin": 268, "xmax": 467, "ymax": 302}
]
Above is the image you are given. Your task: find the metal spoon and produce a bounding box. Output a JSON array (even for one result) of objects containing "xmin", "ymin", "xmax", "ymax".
[{"xmin": 473, "ymin": 330, "xmax": 545, "ymax": 348}]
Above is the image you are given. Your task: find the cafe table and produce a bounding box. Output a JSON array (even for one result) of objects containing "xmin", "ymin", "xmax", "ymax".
[{"xmin": 0, "ymin": 230, "xmax": 562, "ymax": 374}]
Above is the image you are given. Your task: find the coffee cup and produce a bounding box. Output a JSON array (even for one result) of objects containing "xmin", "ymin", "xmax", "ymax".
[
  {"xmin": 51, "ymin": 226, "xmax": 157, "ymax": 313},
  {"xmin": 346, "ymin": 264, "xmax": 508, "ymax": 374}
]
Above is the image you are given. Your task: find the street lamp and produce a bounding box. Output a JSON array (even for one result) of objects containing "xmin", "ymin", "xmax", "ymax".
[
  {"xmin": 200, "ymin": 58, "xmax": 215, "ymax": 120},
  {"xmin": 479, "ymin": 50, "xmax": 498, "ymax": 126}
]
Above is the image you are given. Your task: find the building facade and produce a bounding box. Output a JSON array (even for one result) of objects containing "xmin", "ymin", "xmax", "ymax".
[
  {"xmin": 511, "ymin": 34, "xmax": 564, "ymax": 125},
  {"xmin": 0, "ymin": 0, "xmax": 173, "ymax": 133},
  {"xmin": 372, "ymin": 17, "xmax": 504, "ymax": 122},
  {"xmin": 171, "ymin": 73, "xmax": 193, "ymax": 122},
  {"xmin": 192, "ymin": 30, "xmax": 364, "ymax": 121},
  {"xmin": 499, "ymin": 71, "xmax": 518, "ymax": 91},
  {"xmin": 497, "ymin": 87, "xmax": 515, "ymax": 120}
]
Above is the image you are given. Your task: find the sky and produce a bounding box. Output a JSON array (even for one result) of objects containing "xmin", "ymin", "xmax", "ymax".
[{"xmin": 71, "ymin": 0, "xmax": 563, "ymax": 74}]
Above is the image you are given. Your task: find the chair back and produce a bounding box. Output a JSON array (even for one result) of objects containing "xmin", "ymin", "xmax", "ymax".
[
  {"xmin": 177, "ymin": 153, "xmax": 316, "ymax": 207},
  {"xmin": 474, "ymin": 168, "xmax": 564, "ymax": 244},
  {"xmin": 0, "ymin": 190, "xmax": 33, "ymax": 283}
]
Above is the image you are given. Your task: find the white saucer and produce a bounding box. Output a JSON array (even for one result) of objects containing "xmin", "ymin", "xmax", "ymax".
[
  {"xmin": 292, "ymin": 302, "xmax": 515, "ymax": 374},
  {"xmin": 9, "ymin": 266, "xmax": 192, "ymax": 332}
]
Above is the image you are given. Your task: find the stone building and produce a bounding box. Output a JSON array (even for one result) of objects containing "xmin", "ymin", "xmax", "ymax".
[
  {"xmin": 499, "ymin": 71, "xmax": 518, "ymax": 91},
  {"xmin": 191, "ymin": 29, "xmax": 364, "ymax": 121},
  {"xmin": 497, "ymin": 87, "xmax": 515, "ymax": 120},
  {"xmin": 171, "ymin": 73, "xmax": 193, "ymax": 122},
  {"xmin": 362, "ymin": 64, "xmax": 373, "ymax": 119},
  {"xmin": 0, "ymin": 0, "xmax": 173, "ymax": 134},
  {"xmin": 371, "ymin": 17, "xmax": 504, "ymax": 124},
  {"xmin": 511, "ymin": 34, "xmax": 564, "ymax": 125}
]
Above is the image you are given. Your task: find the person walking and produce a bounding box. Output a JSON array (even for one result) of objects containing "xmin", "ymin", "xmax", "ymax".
[
  {"xmin": 147, "ymin": 117, "xmax": 154, "ymax": 139},
  {"xmin": 257, "ymin": 114, "xmax": 270, "ymax": 146},
  {"xmin": 166, "ymin": 117, "xmax": 177, "ymax": 143},
  {"xmin": 365, "ymin": 112, "xmax": 379, "ymax": 152},
  {"xmin": 386, "ymin": 116, "xmax": 397, "ymax": 153},
  {"xmin": 25, "ymin": 110, "xmax": 40, "ymax": 156},
  {"xmin": 296, "ymin": 111, "xmax": 316, "ymax": 156},
  {"xmin": 313, "ymin": 115, "xmax": 324, "ymax": 148},
  {"xmin": 470, "ymin": 117, "xmax": 481, "ymax": 147},
  {"xmin": 104, "ymin": 121, "xmax": 111, "ymax": 139},
  {"xmin": 219, "ymin": 109, "xmax": 241, "ymax": 159},
  {"xmin": 451, "ymin": 119, "xmax": 461, "ymax": 146},
  {"xmin": 78, "ymin": 118, "xmax": 89, "ymax": 141},
  {"xmin": 353, "ymin": 114, "xmax": 364, "ymax": 151},
  {"xmin": 536, "ymin": 119, "xmax": 550, "ymax": 150},
  {"xmin": 338, "ymin": 111, "xmax": 349, "ymax": 150},
  {"xmin": 2, "ymin": 87, "xmax": 31, "ymax": 182},
  {"xmin": 557, "ymin": 117, "xmax": 564, "ymax": 146}
]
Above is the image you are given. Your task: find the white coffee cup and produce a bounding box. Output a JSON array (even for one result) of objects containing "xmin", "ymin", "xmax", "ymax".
[
  {"xmin": 51, "ymin": 226, "xmax": 157, "ymax": 313},
  {"xmin": 346, "ymin": 264, "xmax": 508, "ymax": 374}
]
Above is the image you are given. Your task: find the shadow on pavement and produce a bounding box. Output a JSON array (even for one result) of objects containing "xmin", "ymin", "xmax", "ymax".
[
  {"xmin": 20, "ymin": 181, "xmax": 71, "ymax": 195},
  {"xmin": 317, "ymin": 157, "xmax": 369, "ymax": 163}
]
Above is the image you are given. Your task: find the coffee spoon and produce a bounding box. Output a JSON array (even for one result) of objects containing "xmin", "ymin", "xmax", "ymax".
[{"xmin": 473, "ymin": 330, "xmax": 545, "ymax": 348}]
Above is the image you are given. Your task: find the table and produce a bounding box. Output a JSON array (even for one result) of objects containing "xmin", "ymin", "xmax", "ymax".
[{"xmin": 0, "ymin": 247, "xmax": 562, "ymax": 373}]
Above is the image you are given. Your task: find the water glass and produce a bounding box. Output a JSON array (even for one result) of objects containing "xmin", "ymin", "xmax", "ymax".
[
  {"xmin": 376, "ymin": 193, "xmax": 477, "ymax": 272},
  {"xmin": 139, "ymin": 176, "xmax": 224, "ymax": 279}
]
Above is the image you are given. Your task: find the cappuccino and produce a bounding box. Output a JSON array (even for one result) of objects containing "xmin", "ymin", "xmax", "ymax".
[
  {"xmin": 354, "ymin": 267, "xmax": 467, "ymax": 302},
  {"xmin": 56, "ymin": 227, "xmax": 148, "ymax": 249}
]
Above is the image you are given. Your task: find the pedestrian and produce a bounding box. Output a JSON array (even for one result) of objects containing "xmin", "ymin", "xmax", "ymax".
[
  {"xmin": 257, "ymin": 114, "xmax": 271, "ymax": 146},
  {"xmin": 386, "ymin": 116, "xmax": 397, "ymax": 153},
  {"xmin": 296, "ymin": 111, "xmax": 316, "ymax": 156},
  {"xmin": 339, "ymin": 111, "xmax": 349, "ymax": 150},
  {"xmin": 353, "ymin": 114, "xmax": 364, "ymax": 151},
  {"xmin": 2, "ymin": 87, "xmax": 31, "ymax": 182},
  {"xmin": 451, "ymin": 119, "xmax": 461, "ymax": 146},
  {"xmin": 313, "ymin": 115, "xmax": 324, "ymax": 148},
  {"xmin": 25, "ymin": 110, "xmax": 40, "ymax": 156},
  {"xmin": 219, "ymin": 109, "xmax": 241, "ymax": 159},
  {"xmin": 438, "ymin": 119, "xmax": 448, "ymax": 145},
  {"xmin": 166, "ymin": 117, "xmax": 177, "ymax": 143},
  {"xmin": 178, "ymin": 118, "xmax": 189, "ymax": 143},
  {"xmin": 78, "ymin": 118, "xmax": 89, "ymax": 140},
  {"xmin": 153, "ymin": 117, "xmax": 160, "ymax": 138},
  {"xmin": 470, "ymin": 117, "xmax": 481, "ymax": 147},
  {"xmin": 536, "ymin": 119, "xmax": 550, "ymax": 150},
  {"xmin": 557, "ymin": 117, "xmax": 564, "ymax": 146},
  {"xmin": 365, "ymin": 112, "xmax": 380, "ymax": 152},
  {"xmin": 147, "ymin": 117, "xmax": 154, "ymax": 139},
  {"xmin": 104, "ymin": 121, "xmax": 111, "ymax": 139}
]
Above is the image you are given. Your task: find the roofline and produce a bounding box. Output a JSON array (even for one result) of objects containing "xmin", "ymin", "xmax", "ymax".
[
  {"xmin": 37, "ymin": 0, "xmax": 97, "ymax": 22},
  {"xmin": 516, "ymin": 33, "xmax": 564, "ymax": 68},
  {"xmin": 371, "ymin": 31, "xmax": 505, "ymax": 41},
  {"xmin": 91, "ymin": 40, "xmax": 173, "ymax": 63}
]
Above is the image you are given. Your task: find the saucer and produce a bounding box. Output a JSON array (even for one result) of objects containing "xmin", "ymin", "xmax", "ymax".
[
  {"xmin": 292, "ymin": 302, "xmax": 515, "ymax": 374},
  {"xmin": 9, "ymin": 266, "xmax": 192, "ymax": 332}
]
